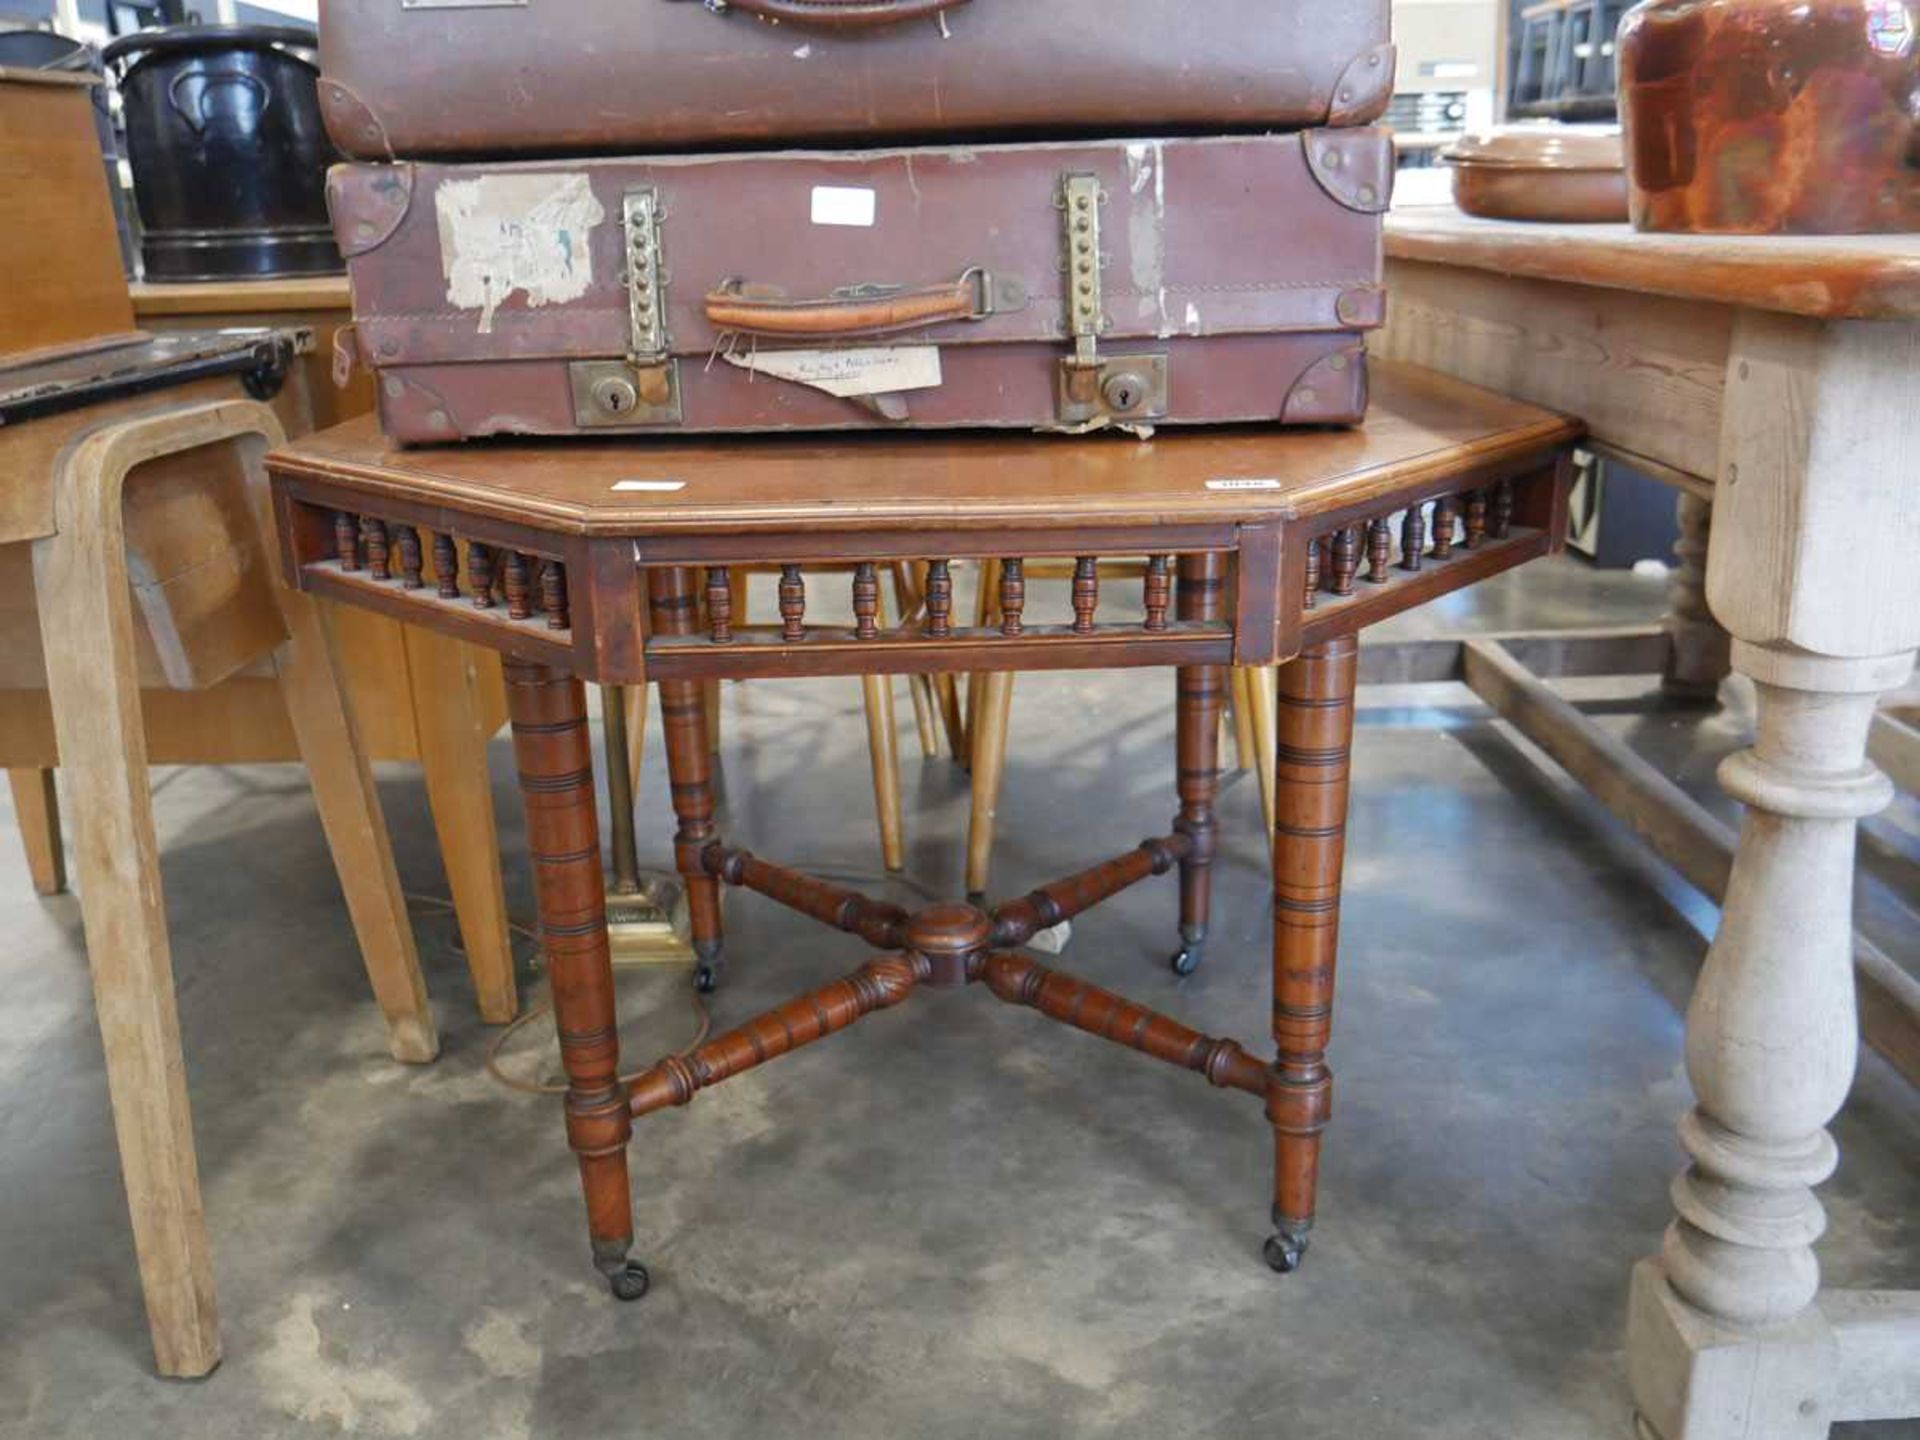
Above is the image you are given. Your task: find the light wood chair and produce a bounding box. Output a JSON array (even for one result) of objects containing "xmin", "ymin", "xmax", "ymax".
[{"xmin": 0, "ymin": 396, "xmax": 433, "ymax": 1376}]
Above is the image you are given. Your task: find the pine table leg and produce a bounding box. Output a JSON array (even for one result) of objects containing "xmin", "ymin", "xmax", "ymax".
[{"xmin": 1627, "ymin": 313, "xmax": 1920, "ymax": 1439}]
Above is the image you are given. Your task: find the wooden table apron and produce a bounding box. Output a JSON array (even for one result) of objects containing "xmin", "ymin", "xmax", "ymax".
[{"xmin": 266, "ymin": 365, "xmax": 1578, "ymax": 1299}]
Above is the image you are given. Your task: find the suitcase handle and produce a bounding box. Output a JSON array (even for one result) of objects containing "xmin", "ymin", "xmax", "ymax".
[
  {"xmin": 704, "ymin": 268, "xmax": 1015, "ymax": 338},
  {"xmin": 701, "ymin": 0, "xmax": 970, "ymax": 29}
]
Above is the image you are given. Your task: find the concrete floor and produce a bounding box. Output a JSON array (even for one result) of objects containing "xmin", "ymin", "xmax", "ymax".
[{"xmin": 1, "ymin": 558, "xmax": 1914, "ymax": 1440}]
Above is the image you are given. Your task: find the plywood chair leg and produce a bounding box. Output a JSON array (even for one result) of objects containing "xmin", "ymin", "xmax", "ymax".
[
  {"xmin": 965, "ymin": 670, "xmax": 1015, "ymax": 902},
  {"xmin": 273, "ymin": 593, "xmax": 442, "ymax": 1061},
  {"xmin": 861, "ymin": 676, "xmax": 906, "ymax": 872},
  {"xmin": 32, "ymin": 414, "xmax": 234, "ymax": 1377},
  {"xmin": 403, "ymin": 628, "xmax": 517, "ymax": 1024},
  {"xmin": 8, "ymin": 766, "xmax": 67, "ymax": 895}
]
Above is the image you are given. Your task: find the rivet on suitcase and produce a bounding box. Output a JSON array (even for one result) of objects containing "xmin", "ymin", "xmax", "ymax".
[{"xmin": 329, "ymin": 130, "xmax": 1393, "ymax": 442}]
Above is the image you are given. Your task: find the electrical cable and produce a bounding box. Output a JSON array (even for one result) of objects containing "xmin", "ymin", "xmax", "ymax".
[{"xmin": 403, "ymin": 892, "xmax": 712, "ymax": 1097}]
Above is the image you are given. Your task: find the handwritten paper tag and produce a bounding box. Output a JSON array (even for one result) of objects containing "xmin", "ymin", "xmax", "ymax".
[{"xmin": 724, "ymin": 346, "xmax": 943, "ymax": 399}]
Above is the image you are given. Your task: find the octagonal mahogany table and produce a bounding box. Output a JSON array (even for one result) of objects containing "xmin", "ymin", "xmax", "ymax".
[{"xmin": 266, "ymin": 362, "xmax": 1578, "ymax": 1297}]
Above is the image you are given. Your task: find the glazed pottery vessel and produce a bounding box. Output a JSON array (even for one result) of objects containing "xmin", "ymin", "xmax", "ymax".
[{"xmin": 1618, "ymin": 0, "xmax": 1920, "ymax": 233}]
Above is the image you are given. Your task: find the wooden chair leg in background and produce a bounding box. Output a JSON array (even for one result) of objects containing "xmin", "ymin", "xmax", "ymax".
[
  {"xmin": 1245, "ymin": 665, "xmax": 1280, "ymax": 847},
  {"xmin": 890, "ymin": 565, "xmax": 942, "ymax": 758},
  {"xmin": 1229, "ymin": 668, "xmax": 1259, "ymax": 774},
  {"xmin": 862, "ymin": 676, "xmax": 906, "ymax": 872},
  {"xmin": 896, "ymin": 561, "xmax": 967, "ymax": 762},
  {"xmin": 965, "ymin": 670, "xmax": 1015, "ymax": 902},
  {"xmin": 401, "ymin": 627, "xmax": 518, "ymax": 1022},
  {"xmin": 8, "ymin": 765, "xmax": 66, "ymax": 895}
]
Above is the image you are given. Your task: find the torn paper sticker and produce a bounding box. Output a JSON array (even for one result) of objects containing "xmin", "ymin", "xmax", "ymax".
[
  {"xmin": 723, "ymin": 346, "xmax": 942, "ymax": 399},
  {"xmin": 436, "ymin": 172, "xmax": 604, "ymax": 334}
]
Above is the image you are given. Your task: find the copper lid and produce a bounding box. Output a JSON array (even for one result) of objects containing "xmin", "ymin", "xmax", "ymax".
[{"xmin": 1442, "ymin": 125, "xmax": 1624, "ymax": 172}]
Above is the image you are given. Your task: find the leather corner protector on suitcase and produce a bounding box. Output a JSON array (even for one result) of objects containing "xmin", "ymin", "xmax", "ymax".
[
  {"xmin": 328, "ymin": 131, "xmax": 1392, "ymax": 443},
  {"xmin": 317, "ymin": 0, "xmax": 1394, "ymax": 160}
]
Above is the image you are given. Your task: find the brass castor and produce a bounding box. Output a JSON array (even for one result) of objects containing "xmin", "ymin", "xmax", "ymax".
[
  {"xmin": 1169, "ymin": 944, "xmax": 1204, "ymax": 977},
  {"xmin": 607, "ymin": 1261, "xmax": 651, "ymax": 1302},
  {"xmin": 694, "ymin": 939, "xmax": 725, "ymax": 994},
  {"xmin": 594, "ymin": 1240, "xmax": 652, "ymax": 1302},
  {"xmin": 1265, "ymin": 1216, "xmax": 1311, "ymax": 1274}
]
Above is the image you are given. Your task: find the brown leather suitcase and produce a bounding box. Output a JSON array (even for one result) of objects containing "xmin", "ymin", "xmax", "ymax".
[
  {"xmin": 317, "ymin": 0, "xmax": 1394, "ymax": 160},
  {"xmin": 330, "ymin": 130, "xmax": 1391, "ymax": 443}
]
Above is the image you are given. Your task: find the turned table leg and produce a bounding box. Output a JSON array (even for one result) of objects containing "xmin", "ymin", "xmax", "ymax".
[
  {"xmin": 1168, "ymin": 553, "xmax": 1227, "ymax": 976},
  {"xmin": 1662, "ymin": 493, "xmax": 1732, "ymax": 702},
  {"xmin": 1628, "ymin": 313, "xmax": 1920, "ymax": 1439},
  {"xmin": 502, "ymin": 661, "xmax": 647, "ymax": 1301},
  {"xmin": 650, "ymin": 567, "xmax": 726, "ymax": 993},
  {"xmin": 1265, "ymin": 637, "xmax": 1358, "ymax": 1273}
]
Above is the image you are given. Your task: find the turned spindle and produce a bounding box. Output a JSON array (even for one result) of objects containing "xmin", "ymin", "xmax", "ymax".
[
  {"xmin": 1144, "ymin": 555, "xmax": 1172, "ymax": 632},
  {"xmin": 926, "ymin": 560, "xmax": 953, "ymax": 638},
  {"xmin": 779, "ymin": 564, "xmax": 806, "ymax": 640},
  {"xmin": 361, "ymin": 516, "xmax": 390, "ymax": 580},
  {"xmin": 1329, "ymin": 527, "xmax": 1360, "ymax": 597},
  {"xmin": 1490, "ymin": 478, "xmax": 1514, "ymax": 539},
  {"xmin": 433, "ymin": 532, "xmax": 459, "ymax": 598},
  {"xmin": 853, "ymin": 562, "xmax": 880, "ymax": 640},
  {"xmin": 1366, "ymin": 516, "xmax": 1393, "ymax": 583},
  {"xmin": 504, "ymin": 551, "xmax": 532, "ymax": 620},
  {"xmin": 542, "ymin": 560, "xmax": 569, "ymax": 630},
  {"xmin": 1072, "ymin": 556, "xmax": 1099, "ymax": 633},
  {"xmin": 1000, "ymin": 558, "xmax": 1026, "ymax": 638},
  {"xmin": 334, "ymin": 512, "xmax": 360, "ymax": 571},
  {"xmin": 468, "ymin": 542, "xmax": 495, "ymax": 608},
  {"xmin": 706, "ymin": 567, "xmax": 734, "ymax": 644},
  {"xmin": 396, "ymin": 525, "xmax": 423, "ymax": 589},
  {"xmin": 1400, "ymin": 504, "xmax": 1426, "ymax": 573},
  {"xmin": 1304, "ymin": 535, "xmax": 1322, "ymax": 609},
  {"xmin": 1464, "ymin": 489, "xmax": 1488, "ymax": 549},
  {"xmin": 1432, "ymin": 496, "xmax": 1458, "ymax": 559}
]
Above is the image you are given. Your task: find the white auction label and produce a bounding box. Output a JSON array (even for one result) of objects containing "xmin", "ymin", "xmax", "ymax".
[
  {"xmin": 1206, "ymin": 478, "xmax": 1284, "ymax": 491},
  {"xmin": 612, "ymin": 479, "xmax": 688, "ymax": 493},
  {"xmin": 724, "ymin": 346, "xmax": 942, "ymax": 398},
  {"xmin": 810, "ymin": 185, "xmax": 877, "ymax": 227}
]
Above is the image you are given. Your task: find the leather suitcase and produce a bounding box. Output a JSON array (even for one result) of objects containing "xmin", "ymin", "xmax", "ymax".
[
  {"xmin": 316, "ymin": 0, "xmax": 1394, "ymax": 159},
  {"xmin": 330, "ymin": 130, "xmax": 1391, "ymax": 443}
]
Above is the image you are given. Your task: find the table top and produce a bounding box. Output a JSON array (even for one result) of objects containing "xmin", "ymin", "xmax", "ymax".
[
  {"xmin": 269, "ymin": 363, "xmax": 1579, "ymax": 538},
  {"xmin": 1385, "ymin": 204, "xmax": 1920, "ymax": 321},
  {"xmin": 1, "ymin": 328, "xmax": 309, "ymax": 428}
]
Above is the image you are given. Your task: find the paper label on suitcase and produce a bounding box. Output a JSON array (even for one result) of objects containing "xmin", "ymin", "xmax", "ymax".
[
  {"xmin": 722, "ymin": 346, "xmax": 943, "ymax": 398},
  {"xmin": 435, "ymin": 173, "xmax": 604, "ymax": 333}
]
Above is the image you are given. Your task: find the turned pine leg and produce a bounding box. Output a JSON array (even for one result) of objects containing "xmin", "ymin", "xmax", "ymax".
[
  {"xmin": 502, "ymin": 661, "xmax": 646, "ymax": 1302},
  {"xmin": 1168, "ymin": 553, "xmax": 1227, "ymax": 976},
  {"xmin": 1266, "ymin": 635, "xmax": 1358, "ymax": 1274},
  {"xmin": 651, "ymin": 567, "xmax": 726, "ymax": 993}
]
